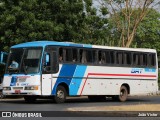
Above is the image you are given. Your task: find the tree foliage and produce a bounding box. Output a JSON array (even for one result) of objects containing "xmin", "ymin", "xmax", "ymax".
[
  {"xmin": 0, "ymin": 0, "xmax": 159, "ymax": 53},
  {"xmin": 98, "ymin": 0, "xmax": 160, "ymax": 47},
  {"xmin": 0, "ymin": 0, "xmax": 108, "ymax": 51},
  {"xmin": 134, "ymin": 9, "xmax": 160, "ymax": 53}
]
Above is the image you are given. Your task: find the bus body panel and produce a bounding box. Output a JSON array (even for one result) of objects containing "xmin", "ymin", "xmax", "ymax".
[
  {"xmin": 41, "ymin": 65, "xmax": 62, "ymax": 95},
  {"xmin": 44, "ymin": 64, "xmax": 157, "ymax": 96},
  {"xmin": 2, "ymin": 41, "xmax": 158, "ymax": 101},
  {"xmin": 77, "ymin": 66, "xmax": 157, "ymax": 96},
  {"xmin": 3, "ymin": 74, "xmax": 41, "ymax": 95}
]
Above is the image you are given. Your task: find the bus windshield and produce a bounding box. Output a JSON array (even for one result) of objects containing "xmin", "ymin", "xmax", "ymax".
[{"xmin": 6, "ymin": 48, "xmax": 42, "ymax": 74}]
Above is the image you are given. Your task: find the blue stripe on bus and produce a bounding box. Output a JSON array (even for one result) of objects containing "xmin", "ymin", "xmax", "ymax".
[
  {"xmin": 69, "ymin": 65, "xmax": 87, "ymax": 95},
  {"xmin": 51, "ymin": 64, "xmax": 77, "ymax": 95},
  {"xmin": 145, "ymin": 68, "xmax": 156, "ymax": 72},
  {"xmin": 10, "ymin": 76, "xmax": 17, "ymax": 86},
  {"xmin": 83, "ymin": 44, "xmax": 92, "ymax": 48}
]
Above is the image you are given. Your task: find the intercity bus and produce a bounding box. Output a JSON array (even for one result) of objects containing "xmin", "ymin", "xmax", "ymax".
[{"xmin": 2, "ymin": 41, "xmax": 158, "ymax": 103}]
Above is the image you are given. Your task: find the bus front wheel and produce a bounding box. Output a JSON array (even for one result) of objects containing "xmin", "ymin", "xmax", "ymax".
[
  {"xmin": 54, "ymin": 86, "xmax": 67, "ymax": 103},
  {"xmin": 0, "ymin": 91, "xmax": 4, "ymax": 99},
  {"xmin": 118, "ymin": 86, "xmax": 128, "ymax": 102}
]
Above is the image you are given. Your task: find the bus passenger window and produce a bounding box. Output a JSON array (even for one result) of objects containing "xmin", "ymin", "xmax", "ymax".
[
  {"xmin": 86, "ymin": 50, "xmax": 93, "ymax": 63},
  {"xmin": 59, "ymin": 48, "xmax": 63, "ymax": 63},
  {"xmin": 124, "ymin": 52, "xmax": 131, "ymax": 65},
  {"xmin": 133, "ymin": 53, "xmax": 140, "ymax": 66},
  {"xmin": 116, "ymin": 52, "xmax": 123, "ymax": 65},
  {"xmin": 81, "ymin": 50, "xmax": 87, "ymax": 63},
  {"xmin": 110, "ymin": 51, "xmax": 115, "ymax": 64},
  {"xmin": 149, "ymin": 54, "xmax": 156, "ymax": 66},
  {"xmin": 98, "ymin": 51, "xmax": 106, "ymax": 64},
  {"xmin": 140, "ymin": 54, "xmax": 147, "ymax": 66},
  {"xmin": 72, "ymin": 49, "xmax": 77, "ymax": 62},
  {"xmin": 59, "ymin": 55, "xmax": 63, "ymax": 62}
]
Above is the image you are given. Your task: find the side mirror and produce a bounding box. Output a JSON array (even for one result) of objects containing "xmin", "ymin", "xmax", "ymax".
[
  {"xmin": 45, "ymin": 53, "xmax": 50, "ymax": 66},
  {"xmin": 46, "ymin": 53, "xmax": 50, "ymax": 64}
]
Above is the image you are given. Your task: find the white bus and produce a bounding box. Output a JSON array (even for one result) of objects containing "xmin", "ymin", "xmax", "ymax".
[{"xmin": 2, "ymin": 41, "xmax": 158, "ymax": 103}]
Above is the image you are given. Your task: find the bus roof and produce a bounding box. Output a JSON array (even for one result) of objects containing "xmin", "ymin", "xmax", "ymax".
[
  {"xmin": 11, "ymin": 41, "xmax": 156, "ymax": 53},
  {"xmin": 11, "ymin": 41, "xmax": 92, "ymax": 48}
]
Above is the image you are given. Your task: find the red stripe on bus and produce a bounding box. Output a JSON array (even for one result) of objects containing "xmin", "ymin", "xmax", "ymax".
[
  {"xmin": 88, "ymin": 73, "xmax": 156, "ymax": 77},
  {"xmin": 80, "ymin": 73, "xmax": 156, "ymax": 95}
]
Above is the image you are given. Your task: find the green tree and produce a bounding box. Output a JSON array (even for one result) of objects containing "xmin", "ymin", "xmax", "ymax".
[
  {"xmin": 134, "ymin": 9, "xmax": 160, "ymax": 49},
  {"xmin": 98, "ymin": 0, "xmax": 160, "ymax": 47},
  {"xmin": 0, "ymin": 0, "xmax": 109, "ymax": 52},
  {"xmin": 134, "ymin": 9, "xmax": 160, "ymax": 63}
]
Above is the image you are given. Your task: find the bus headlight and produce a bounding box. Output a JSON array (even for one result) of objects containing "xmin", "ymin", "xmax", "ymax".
[
  {"xmin": 25, "ymin": 86, "xmax": 39, "ymax": 90},
  {"xmin": 3, "ymin": 87, "xmax": 11, "ymax": 90}
]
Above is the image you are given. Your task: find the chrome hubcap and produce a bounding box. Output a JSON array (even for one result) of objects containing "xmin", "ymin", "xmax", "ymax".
[{"xmin": 57, "ymin": 90, "xmax": 64, "ymax": 99}]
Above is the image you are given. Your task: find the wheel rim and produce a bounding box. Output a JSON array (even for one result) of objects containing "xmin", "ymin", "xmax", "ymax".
[
  {"xmin": 120, "ymin": 89, "xmax": 126, "ymax": 97},
  {"xmin": 57, "ymin": 90, "xmax": 64, "ymax": 100}
]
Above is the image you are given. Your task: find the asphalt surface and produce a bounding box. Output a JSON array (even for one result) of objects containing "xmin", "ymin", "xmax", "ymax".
[
  {"xmin": 0, "ymin": 96, "xmax": 160, "ymax": 119},
  {"xmin": 0, "ymin": 96, "xmax": 160, "ymax": 111}
]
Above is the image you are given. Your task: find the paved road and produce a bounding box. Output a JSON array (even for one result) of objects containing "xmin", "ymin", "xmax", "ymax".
[
  {"xmin": 0, "ymin": 96, "xmax": 160, "ymax": 111},
  {"xmin": 0, "ymin": 96, "xmax": 160, "ymax": 119}
]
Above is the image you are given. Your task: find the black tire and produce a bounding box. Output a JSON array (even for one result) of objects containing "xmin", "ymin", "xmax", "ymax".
[
  {"xmin": 0, "ymin": 91, "xmax": 4, "ymax": 99},
  {"xmin": 54, "ymin": 86, "xmax": 67, "ymax": 103},
  {"xmin": 118, "ymin": 86, "xmax": 128, "ymax": 102},
  {"xmin": 24, "ymin": 96, "xmax": 37, "ymax": 103}
]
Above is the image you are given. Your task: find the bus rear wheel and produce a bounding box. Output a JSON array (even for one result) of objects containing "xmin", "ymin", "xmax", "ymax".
[
  {"xmin": 54, "ymin": 86, "xmax": 67, "ymax": 103},
  {"xmin": 118, "ymin": 86, "xmax": 128, "ymax": 102}
]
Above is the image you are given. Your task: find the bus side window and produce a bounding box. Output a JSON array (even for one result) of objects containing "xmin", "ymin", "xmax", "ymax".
[
  {"xmin": 43, "ymin": 47, "xmax": 59, "ymax": 73},
  {"xmin": 62, "ymin": 48, "xmax": 78, "ymax": 63},
  {"xmin": 110, "ymin": 51, "xmax": 115, "ymax": 64},
  {"xmin": 66, "ymin": 48, "xmax": 72, "ymax": 62},
  {"xmin": 86, "ymin": 50, "xmax": 93, "ymax": 63},
  {"xmin": 59, "ymin": 48, "xmax": 63, "ymax": 63},
  {"xmin": 140, "ymin": 53, "xmax": 147, "ymax": 66},
  {"xmin": 116, "ymin": 52, "xmax": 123, "ymax": 65},
  {"xmin": 124, "ymin": 52, "xmax": 131, "ymax": 65},
  {"xmin": 81, "ymin": 50, "xmax": 87, "ymax": 63},
  {"xmin": 72, "ymin": 48, "xmax": 78, "ymax": 62},
  {"xmin": 133, "ymin": 53, "xmax": 139, "ymax": 66},
  {"xmin": 98, "ymin": 51, "xmax": 106, "ymax": 64},
  {"xmin": 149, "ymin": 53, "xmax": 156, "ymax": 67},
  {"xmin": 105, "ymin": 51, "xmax": 110, "ymax": 64}
]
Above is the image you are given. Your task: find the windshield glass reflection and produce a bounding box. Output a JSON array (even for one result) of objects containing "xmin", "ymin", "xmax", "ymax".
[{"xmin": 6, "ymin": 48, "xmax": 42, "ymax": 74}]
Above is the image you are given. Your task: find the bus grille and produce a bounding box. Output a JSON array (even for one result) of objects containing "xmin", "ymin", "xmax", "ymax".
[{"xmin": 13, "ymin": 87, "xmax": 23, "ymax": 90}]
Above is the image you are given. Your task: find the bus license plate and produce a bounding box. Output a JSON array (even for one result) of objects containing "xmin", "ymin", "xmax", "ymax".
[{"xmin": 15, "ymin": 90, "xmax": 21, "ymax": 94}]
